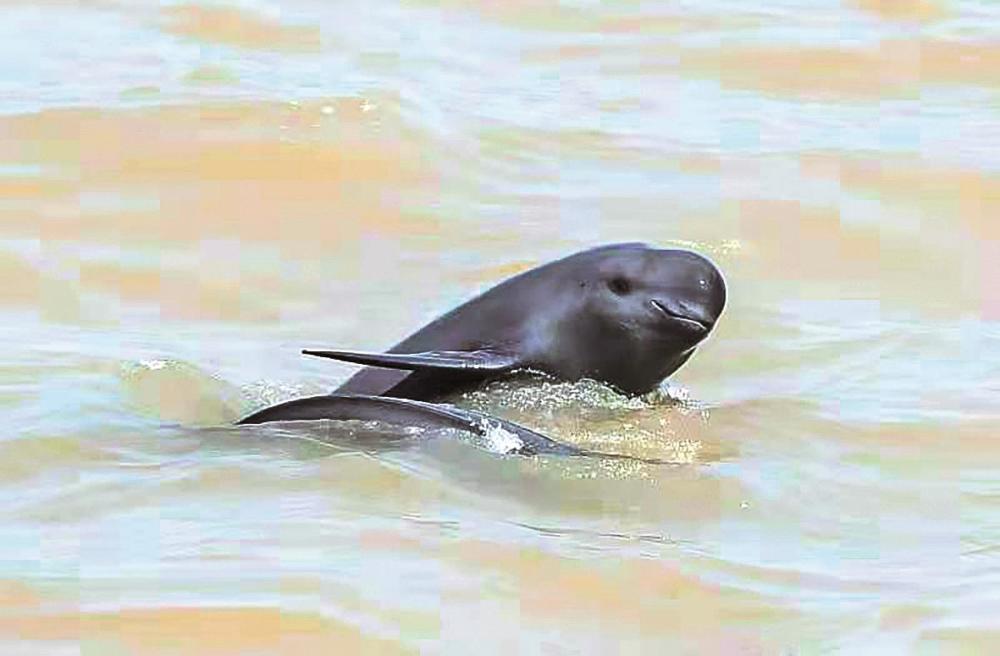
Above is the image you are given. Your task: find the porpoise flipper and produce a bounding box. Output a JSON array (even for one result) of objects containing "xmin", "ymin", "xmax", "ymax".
[
  {"xmin": 302, "ymin": 348, "xmax": 522, "ymax": 373},
  {"xmin": 236, "ymin": 393, "xmax": 669, "ymax": 463}
]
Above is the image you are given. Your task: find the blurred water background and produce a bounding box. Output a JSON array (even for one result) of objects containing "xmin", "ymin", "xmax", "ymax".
[{"xmin": 1, "ymin": 0, "xmax": 998, "ymax": 652}]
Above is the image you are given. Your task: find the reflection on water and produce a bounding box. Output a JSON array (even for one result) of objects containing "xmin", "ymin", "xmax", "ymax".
[
  {"xmin": 1, "ymin": 0, "xmax": 998, "ymax": 652},
  {"xmin": 162, "ymin": 4, "xmax": 323, "ymax": 53}
]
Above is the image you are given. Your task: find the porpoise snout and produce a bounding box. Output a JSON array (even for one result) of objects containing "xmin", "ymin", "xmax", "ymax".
[
  {"xmin": 650, "ymin": 297, "xmax": 714, "ymax": 333},
  {"xmin": 656, "ymin": 249, "xmax": 726, "ymax": 330}
]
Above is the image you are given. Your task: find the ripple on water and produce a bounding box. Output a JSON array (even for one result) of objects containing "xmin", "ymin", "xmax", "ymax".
[
  {"xmin": 459, "ymin": 376, "xmax": 723, "ymax": 464},
  {"xmin": 1, "ymin": 0, "xmax": 999, "ymax": 650},
  {"xmin": 119, "ymin": 359, "xmax": 244, "ymax": 426},
  {"xmin": 160, "ymin": 4, "xmax": 323, "ymax": 53}
]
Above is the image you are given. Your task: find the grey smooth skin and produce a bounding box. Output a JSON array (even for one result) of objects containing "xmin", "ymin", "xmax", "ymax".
[
  {"xmin": 237, "ymin": 243, "xmax": 726, "ymax": 458},
  {"xmin": 314, "ymin": 242, "xmax": 727, "ymax": 400},
  {"xmin": 237, "ymin": 393, "xmax": 678, "ymax": 463}
]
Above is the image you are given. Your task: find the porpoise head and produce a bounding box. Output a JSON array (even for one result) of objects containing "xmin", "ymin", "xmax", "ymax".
[{"xmin": 544, "ymin": 242, "xmax": 726, "ymax": 394}]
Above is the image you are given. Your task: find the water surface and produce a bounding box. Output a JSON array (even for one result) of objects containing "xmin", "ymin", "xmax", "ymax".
[{"xmin": 1, "ymin": 0, "xmax": 998, "ymax": 652}]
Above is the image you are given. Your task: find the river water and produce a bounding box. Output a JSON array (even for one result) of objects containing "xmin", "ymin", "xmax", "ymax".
[{"xmin": 1, "ymin": 0, "xmax": 998, "ymax": 653}]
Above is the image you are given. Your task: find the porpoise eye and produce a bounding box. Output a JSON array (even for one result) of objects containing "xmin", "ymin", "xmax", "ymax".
[{"xmin": 608, "ymin": 276, "xmax": 631, "ymax": 295}]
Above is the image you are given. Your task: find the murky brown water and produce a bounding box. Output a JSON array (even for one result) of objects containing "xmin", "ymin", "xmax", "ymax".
[{"xmin": 2, "ymin": 0, "xmax": 998, "ymax": 652}]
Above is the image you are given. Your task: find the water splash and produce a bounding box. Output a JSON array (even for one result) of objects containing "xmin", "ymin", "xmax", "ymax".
[
  {"xmin": 458, "ymin": 376, "xmax": 714, "ymax": 464},
  {"xmin": 119, "ymin": 359, "xmax": 243, "ymax": 426},
  {"xmin": 241, "ymin": 379, "xmax": 324, "ymax": 410},
  {"xmin": 475, "ymin": 418, "xmax": 525, "ymax": 455}
]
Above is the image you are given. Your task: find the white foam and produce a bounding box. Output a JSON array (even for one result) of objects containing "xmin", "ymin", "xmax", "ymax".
[{"xmin": 477, "ymin": 419, "xmax": 524, "ymax": 455}]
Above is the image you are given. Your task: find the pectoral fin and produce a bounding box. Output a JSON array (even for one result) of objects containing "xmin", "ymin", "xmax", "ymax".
[{"xmin": 302, "ymin": 347, "xmax": 522, "ymax": 373}]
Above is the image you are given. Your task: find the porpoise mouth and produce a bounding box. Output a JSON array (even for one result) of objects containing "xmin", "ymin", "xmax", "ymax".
[{"xmin": 649, "ymin": 299, "xmax": 711, "ymax": 333}]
